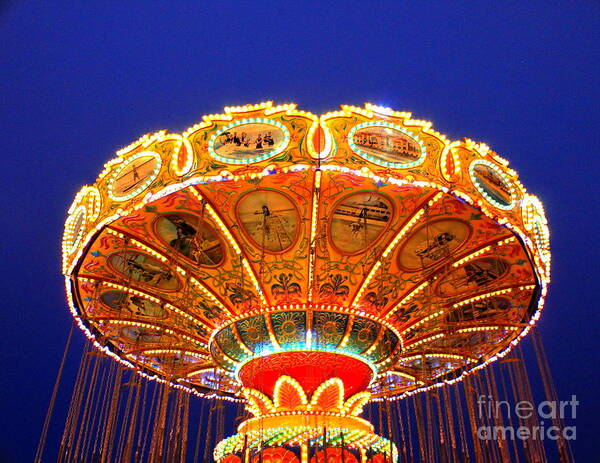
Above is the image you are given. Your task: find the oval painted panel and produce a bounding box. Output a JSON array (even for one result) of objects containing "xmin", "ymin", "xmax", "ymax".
[
  {"xmin": 430, "ymin": 330, "xmax": 509, "ymax": 356},
  {"xmin": 110, "ymin": 152, "xmax": 161, "ymax": 199},
  {"xmin": 108, "ymin": 251, "xmax": 179, "ymax": 290},
  {"xmin": 120, "ymin": 326, "xmax": 166, "ymax": 344},
  {"xmin": 236, "ymin": 189, "xmax": 299, "ymax": 253},
  {"xmin": 209, "ymin": 119, "xmax": 289, "ymax": 164},
  {"xmin": 436, "ymin": 257, "xmax": 510, "ymax": 297},
  {"xmin": 348, "ymin": 122, "xmax": 424, "ymax": 167},
  {"xmin": 99, "ymin": 290, "xmax": 166, "ymax": 318},
  {"xmin": 397, "ymin": 219, "xmax": 471, "ymax": 270},
  {"xmin": 445, "ymin": 296, "xmax": 513, "ymax": 323},
  {"xmin": 155, "ymin": 213, "xmax": 224, "ymax": 266},
  {"xmin": 329, "ymin": 192, "xmax": 392, "ymax": 254},
  {"xmin": 470, "ymin": 161, "xmax": 514, "ymax": 209}
]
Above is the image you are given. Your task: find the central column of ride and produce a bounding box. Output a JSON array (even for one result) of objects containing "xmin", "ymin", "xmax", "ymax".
[{"xmin": 209, "ymin": 307, "xmax": 401, "ymax": 463}]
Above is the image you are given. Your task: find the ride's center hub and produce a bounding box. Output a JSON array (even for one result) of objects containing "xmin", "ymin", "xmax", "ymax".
[{"xmin": 208, "ymin": 308, "xmax": 402, "ymax": 461}]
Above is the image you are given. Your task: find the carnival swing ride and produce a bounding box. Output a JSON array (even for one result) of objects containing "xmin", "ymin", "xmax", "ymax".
[{"xmin": 60, "ymin": 102, "xmax": 552, "ymax": 462}]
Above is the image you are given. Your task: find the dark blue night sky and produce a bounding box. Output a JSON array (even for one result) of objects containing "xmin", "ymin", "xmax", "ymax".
[{"xmin": 1, "ymin": 1, "xmax": 598, "ymax": 461}]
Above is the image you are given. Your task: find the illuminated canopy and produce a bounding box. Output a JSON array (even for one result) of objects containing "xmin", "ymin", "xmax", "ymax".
[
  {"xmin": 62, "ymin": 102, "xmax": 551, "ymax": 461},
  {"xmin": 63, "ymin": 102, "xmax": 549, "ymax": 401}
]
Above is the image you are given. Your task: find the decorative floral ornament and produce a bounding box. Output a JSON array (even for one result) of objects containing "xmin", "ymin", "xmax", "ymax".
[{"xmin": 242, "ymin": 376, "xmax": 371, "ymax": 417}]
